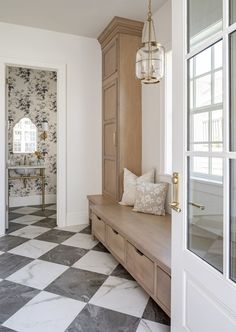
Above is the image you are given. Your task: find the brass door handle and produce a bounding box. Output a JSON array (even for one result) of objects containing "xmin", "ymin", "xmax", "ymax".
[
  {"xmin": 169, "ymin": 202, "xmax": 181, "ymax": 213},
  {"xmin": 189, "ymin": 202, "xmax": 205, "ymax": 210},
  {"xmin": 169, "ymin": 172, "xmax": 181, "ymax": 213}
]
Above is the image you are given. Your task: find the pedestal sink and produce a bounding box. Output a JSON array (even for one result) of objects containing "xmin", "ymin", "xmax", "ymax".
[{"xmin": 8, "ymin": 165, "xmax": 45, "ymax": 176}]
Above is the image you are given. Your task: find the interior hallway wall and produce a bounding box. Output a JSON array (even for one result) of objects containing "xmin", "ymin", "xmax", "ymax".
[{"xmin": 0, "ymin": 22, "xmax": 102, "ymax": 225}]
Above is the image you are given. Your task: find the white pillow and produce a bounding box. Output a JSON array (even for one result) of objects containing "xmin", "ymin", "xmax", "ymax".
[
  {"xmin": 119, "ymin": 168, "xmax": 155, "ymax": 206},
  {"xmin": 133, "ymin": 182, "xmax": 168, "ymax": 216}
]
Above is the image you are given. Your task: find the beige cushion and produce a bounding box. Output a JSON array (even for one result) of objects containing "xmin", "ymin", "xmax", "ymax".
[
  {"xmin": 119, "ymin": 168, "xmax": 155, "ymax": 206},
  {"xmin": 133, "ymin": 182, "xmax": 168, "ymax": 216}
]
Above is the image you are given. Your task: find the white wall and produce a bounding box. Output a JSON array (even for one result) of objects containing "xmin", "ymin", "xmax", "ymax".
[
  {"xmin": 0, "ymin": 23, "xmax": 102, "ymax": 227},
  {"xmin": 142, "ymin": 0, "xmax": 172, "ymax": 177}
]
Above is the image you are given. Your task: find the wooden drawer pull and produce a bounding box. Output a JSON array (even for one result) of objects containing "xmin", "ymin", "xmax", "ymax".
[
  {"xmin": 135, "ymin": 248, "xmax": 144, "ymax": 256},
  {"xmin": 112, "ymin": 229, "xmax": 119, "ymax": 235}
]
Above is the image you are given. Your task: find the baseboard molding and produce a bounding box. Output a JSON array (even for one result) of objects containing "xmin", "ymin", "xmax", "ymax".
[
  {"xmin": 66, "ymin": 211, "xmax": 88, "ymax": 226},
  {"xmin": 9, "ymin": 194, "xmax": 56, "ymax": 208}
]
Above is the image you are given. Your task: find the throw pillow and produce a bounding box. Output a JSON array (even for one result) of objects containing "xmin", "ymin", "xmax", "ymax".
[
  {"xmin": 119, "ymin": 168, "xmax": 155, "ymax": 206},
  {"xmin": 133, "ymin": 182, "xmax": 168, "ymax": 216}
]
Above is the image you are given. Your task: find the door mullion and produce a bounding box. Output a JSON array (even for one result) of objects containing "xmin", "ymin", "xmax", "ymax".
[{"xmin": 223, "ymin": 0, "xmax": 230, "ymax": 279}]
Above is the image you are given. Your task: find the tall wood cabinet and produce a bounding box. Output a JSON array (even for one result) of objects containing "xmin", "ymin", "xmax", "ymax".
[{"xmin": 98, "ymin": 17, "xmax": 143, "ymax": 201}]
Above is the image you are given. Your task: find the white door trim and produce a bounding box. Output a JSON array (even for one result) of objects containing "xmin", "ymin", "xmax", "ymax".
[{"xmin": 0, "ymin": 57, "xmax": 67, "ymax": 235}]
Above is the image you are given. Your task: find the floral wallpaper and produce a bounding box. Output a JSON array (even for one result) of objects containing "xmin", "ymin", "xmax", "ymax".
[{"xmin": 8, "ymin": 66, "xmax": 57, "ymax": 199}]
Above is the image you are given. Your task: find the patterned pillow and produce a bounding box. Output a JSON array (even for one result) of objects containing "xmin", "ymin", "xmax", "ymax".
[
  {"xmin": 119, "ymin": 168, "xmax": 155, "ymax": 206},
  {"xmin": 133, "ymin": 182, "xmax": 168, "ymax": 216}
]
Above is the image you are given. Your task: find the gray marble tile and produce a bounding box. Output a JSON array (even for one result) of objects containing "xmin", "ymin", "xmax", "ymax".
[
  {"xmin": 142, "ymin": 298, "xmax": 170, "ymax": 326},
  {"xmin": 92, "ymin": 242, "xmax": 109, "ymax": 253},
  {"xmin": 111, "ymin": 264, "xmax": 134, "ymax": 281},
  {"xmin": 79, "ymin": 225, "xmax": 91, "ymax": 234},
  {"xmin": 36, "ymin": 229, "xmax": 74, "ymax": 244},
  {"xmin": 0, "ymin": 253, "xmax": 33, "ymax": 279},
  {"xmin": 31, "ymin": 210, "xmax": 56, "ymax": 218},
  {"xmin": 33, "ymin": 218, "xmax": 57, "ymax": 229},
  {"xmin": 8, "ymin": 213, "xmax": 22, "ymax": 221},
  {"xmin": 66, "ymin": 304, "xmax": 140, "ymax": 332},
  {"xmin": 40, "ymin": 245, "xmax": 88, "ymax": 266},
  {"xmin": 0, "ymin": 236, "xmax": 28, "ymax": 252},
  {"xmin": 45, "ymin": 267, "xmax": 108, "ymax": 302},
  {"xmin": 0, "ymin": 280, "xmax": 39, "ymax": 324},
  {"xmin": 36, "ymin": 229, "xmax": 74, "ymax": 243},
  {"xmin": 6, "ymin": 223, "xmax": 26, "ymax": 234}
]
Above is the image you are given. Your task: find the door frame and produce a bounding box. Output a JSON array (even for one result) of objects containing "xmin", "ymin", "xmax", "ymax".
[
  {"xmin": 172, "ymin": 0, "xmax": 236, "ymax": 330},
  {"xmin": 0, "ymin": 57, "xmax": 67, "ymax": 235}
]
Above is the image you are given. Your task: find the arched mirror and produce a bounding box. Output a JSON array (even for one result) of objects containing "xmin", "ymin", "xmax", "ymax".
[{"xmin": 13, "ymin": 117, "xmax": 37, "ymax": 153}]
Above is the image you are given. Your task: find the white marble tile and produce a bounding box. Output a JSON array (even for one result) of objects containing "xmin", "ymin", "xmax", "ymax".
[
  {"xmin": 50, "ymin": 214, "xmax": 57, "ymax": 219},
  {"xmin": 3, "ymin": 291, "xmax": 86, "ymax": 332},
  {"xmin": 10, "ymin": 225, "xmax": 50, "ymax": 239},
  {"xmin": 9, "ymin": 239, "xmax": 58, "ymax": 259},
  {"xmin": 10, "ymin": 214, "xmax": 46, "ymax": 225},
  {"xmin": 7, "ymin": 259, "xmax": 68, "ymax": 290},
  {"xmin": 55, "ymin": 224, "xmax": 88, "ymax": 233},
  {"xmin": 73, "ymin": 250, "xmax": 118, "ymax": 275},
  {"xmin": 62, "ymin": 233, "xmax": 98, "ymax": 249},
  {"xmin": 12, "ymin": 207, "xmax": 40, "ymax": 215},
  {"xmin": 136, "ymin": 319, "xmax": 170, "ymax": 332},
  {"xmin": 89, "ymin": 276, "xmax": 149, "ymax": 317}
]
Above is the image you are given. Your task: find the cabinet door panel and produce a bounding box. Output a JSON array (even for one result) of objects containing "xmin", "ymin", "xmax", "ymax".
[
  {"xmin": 103, "ymin": 40, "xmax": 117, "ymax": 79},
  {"xmin": 104, "ymin": 123, "xmax": 116, "ymax": 157},
  {"xmin": 103, "ymin": 80, "xmax": 117, "ymax": 121},
  {"xmin": 103, "ymin": 159, "xmax": 117, "ymax": 198}
]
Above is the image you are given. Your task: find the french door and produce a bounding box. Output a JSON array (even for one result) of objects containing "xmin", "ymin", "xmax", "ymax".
[{"xmin": 171, "ymin": 0, "xmax": 236, "ymax": 330}]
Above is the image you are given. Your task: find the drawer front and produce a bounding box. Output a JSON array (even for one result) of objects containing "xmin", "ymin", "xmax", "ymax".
[
  {"xmin": 106, "ymin": 225, "xmax": 125, "ymax": 262},
  {"xmin": 156, "ymin": 266, "xmax": 171, "ymax": 312},
  {"xmin": 92, "ymin": 214, "xmax": 106, "ymax": 243},
  {"xmin": 127, "ymin": 242, "xmax": 154, "ymax": 294}
]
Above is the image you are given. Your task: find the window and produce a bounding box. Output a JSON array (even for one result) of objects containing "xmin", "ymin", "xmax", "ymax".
[
  {"xmin": 189, "ymin": 40, "xmax": 223, "ymax": 182},
  {"xmin": 13, "ymin": 118, "xmax": 37, "ymax": 154}
]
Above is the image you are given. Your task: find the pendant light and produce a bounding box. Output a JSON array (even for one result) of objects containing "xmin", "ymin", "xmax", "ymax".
[{"xmin": 136, "ymin": 0, "xmax": 165, "ymax": 84}]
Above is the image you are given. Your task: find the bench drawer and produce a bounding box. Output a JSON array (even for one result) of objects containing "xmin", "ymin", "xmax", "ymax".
[
  {"xmin": 156, "ymin": 266, "xmax": 171, "ymax": 312},
  {"xmin": 127, "ymin": 242, "xmax": 154, "ymax": 294},
  {"xmin": 106, "ymin": 225, "xmax": 125, "ymax": 262},
  {"xmin": 92, "ymin": 214, "xmax": 106, "ymax": 243}
]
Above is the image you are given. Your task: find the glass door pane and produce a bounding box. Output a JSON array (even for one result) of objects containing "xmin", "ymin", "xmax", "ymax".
[
  {"xmin": 188, "ymin": 0, "xmax": 223, "ymax": 51},
  {"xmin": 231, "ymin": 160, "xmax": 236, "ymax": 281},
  {"xmin": 187, "ymin": 39, "xmax": 224, "ymax": 273},
  {"xmin": 188, "ymin": 41, "xmax": 223, "ymax": 153},
  {"xmin": 230, "ymin": 31, "xmax": 236, "ymax": 150},
  {"xmin": 230, "ymin": 0, "xmax": 236, "ymax": 24},
  {"xmin": 188, "ymin": 157, "xmax": 223, "ymax": 272}
]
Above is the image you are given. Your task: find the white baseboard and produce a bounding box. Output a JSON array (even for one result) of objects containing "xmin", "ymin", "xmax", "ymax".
[
  {"xmin": 66, "ymin": 211, "xmax": 88, "ymax": 226},
  {"xmin": 9, "ymin": 194, "xmax": 56, "ymax": 208}
]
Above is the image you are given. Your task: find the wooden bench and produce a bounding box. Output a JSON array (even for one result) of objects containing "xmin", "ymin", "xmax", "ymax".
[{"xmin": 87, "ymin": 194, "xmax": 171, "ymax": 316}]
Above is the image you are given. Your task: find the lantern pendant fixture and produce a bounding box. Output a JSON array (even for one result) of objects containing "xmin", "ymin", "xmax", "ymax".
[{"xmin": 136, "ymin": 0, "xmax": 165, "ymax": 84}]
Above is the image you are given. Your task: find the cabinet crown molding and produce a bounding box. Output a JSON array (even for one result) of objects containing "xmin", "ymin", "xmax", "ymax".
[{"xmin": 98, "ymin": 16, "xmax": 144, "ymax": 48}]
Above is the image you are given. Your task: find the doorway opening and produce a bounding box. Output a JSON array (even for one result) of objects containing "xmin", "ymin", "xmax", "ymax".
[{"xmin": 6, "ymin": 65, "xmax": 58, "ymax": 233}]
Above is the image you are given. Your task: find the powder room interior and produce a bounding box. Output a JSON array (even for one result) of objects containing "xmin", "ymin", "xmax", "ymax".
[{"xmin": 7, "ymin": 66, "xmax": 58, "ymax": 230}]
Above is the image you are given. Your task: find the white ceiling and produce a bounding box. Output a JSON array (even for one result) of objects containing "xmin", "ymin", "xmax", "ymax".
[{"xmin": 0, "ymin": 0, "xmax": 167, "ymax": 38}]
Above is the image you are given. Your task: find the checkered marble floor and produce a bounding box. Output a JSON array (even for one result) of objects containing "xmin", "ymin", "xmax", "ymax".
[{"xmin": 0, "ymin": 205, "xmax": 171, "ymax": 332}]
